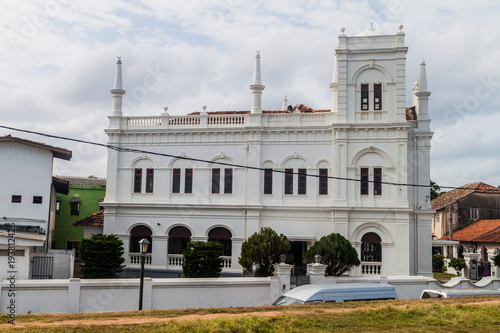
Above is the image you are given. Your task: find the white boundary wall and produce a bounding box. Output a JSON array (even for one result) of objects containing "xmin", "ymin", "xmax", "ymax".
[
  {"xmin": 2, "ymin": 275, "xmax": 500, "ymax": 314},
  {"xmin": 0, "ymin": 277, "xmax": 280, "ymax": 314}
]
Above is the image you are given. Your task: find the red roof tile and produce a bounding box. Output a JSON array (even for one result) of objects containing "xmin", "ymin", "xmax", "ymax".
[
  {"xmin": 73, "ymin": 210, "xmax": 103, "ymax": 227},
  {"xmin": 440, "ymin": 219, "xmax": 500, "ymax": 242},
  {"xmin": 431, "ymin": 182, "xmax": 500, "ymax": 211},
  {"xmin": 406, "ymin": 107, "xmax": 416, "ymax": 120}
]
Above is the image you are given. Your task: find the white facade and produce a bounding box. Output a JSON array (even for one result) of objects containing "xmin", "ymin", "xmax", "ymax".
[
  {"xmin": 0, "ymin": 136, "xmax": 71, "ymax": 279},
  {"xmin": 103, "ymin": 26, "xmax": 434, "ymax": 277}
]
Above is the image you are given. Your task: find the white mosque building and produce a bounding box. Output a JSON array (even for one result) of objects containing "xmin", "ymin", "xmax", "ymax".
[{"xmin": 102, "ymin": 25, "xmax": 434, "ymax": 277}]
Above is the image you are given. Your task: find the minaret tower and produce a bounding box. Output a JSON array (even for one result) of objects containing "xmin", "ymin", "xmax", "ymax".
[
  {"xmin": 415, "ymin": 59, "xmax": 431, "ymax": 123},
  {"xmin": 250, "ymin": 52, "xmax": 265, "ymax": 113},
  {"xmin": 110, "ymin": 56, "xmax": 126, "ymax": 116}
]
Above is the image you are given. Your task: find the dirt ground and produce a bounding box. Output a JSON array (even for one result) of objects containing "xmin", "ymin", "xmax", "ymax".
[{"xmin": 3, "ymin": 299, "xmax": 500, "ymax": 329}]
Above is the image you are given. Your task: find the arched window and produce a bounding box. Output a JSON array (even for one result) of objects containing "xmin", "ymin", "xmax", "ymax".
[
  {"xmin": 361, "ymin": 232, "xmax": 382, "ymax": 262},
  {"xmin": 457, "ymin": 245, "xmax": 464, "ymax": 259},
  {"xmin": 168, "ymin": 226, "xmax": 191, "ymax": 254},
  {"xmin": 481, "ymin": 246, "xmax": 488, "ymax": 262},
  {"xmin": 129, "ymin": 225, "xmax": 153, "ymax": 253},
  {"xmin": 208, "ymin": 227, "xmax": 232, "ymax": 256}
]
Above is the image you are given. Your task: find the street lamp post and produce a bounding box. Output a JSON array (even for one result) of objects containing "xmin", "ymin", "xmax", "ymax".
[{"xmin": 138, "ymin": 238, "xmax": 150, "ymax": 311}]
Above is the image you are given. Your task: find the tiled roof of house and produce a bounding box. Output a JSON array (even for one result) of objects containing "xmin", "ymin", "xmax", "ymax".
[
  {"xmin": 440, "ymin": 219, "xmax": 500, "ymax": 243},
  {"xmin": 431, "ymin": 182, "xmax": 500, "ymax": 211},
  {"xmin": 187, "ymin": 104, "xmax": 330, "ymax": 115},
  {"xmin": 73, "ymin": 210, "xmax": 104, "ymax": 227},
  {"xmin": 56, "ymin": 176, "xmax": 106, "ymax": 186},
  {"xmin": 406, "ymin": 107, "xmax": 416, "ymax": 120},
  {"xmin": 0, "ymin": 135, "xmax": 72, "ymax": 160}
]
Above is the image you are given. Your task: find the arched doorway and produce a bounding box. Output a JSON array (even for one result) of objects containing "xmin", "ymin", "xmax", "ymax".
[
  {"xmin": 130, "ymin": 225, "xmax": 153, "ymax": 253},
  {"xmin": 361, "ymin": 232, "xmax": 382, "ymax": 275},
  {"xmin": 168, "ymin": 226, "xmax": 191, "ymax": 254},
  {"xmin": 208, "ymin": 227, "xmax": 232, "ymax": 257}
]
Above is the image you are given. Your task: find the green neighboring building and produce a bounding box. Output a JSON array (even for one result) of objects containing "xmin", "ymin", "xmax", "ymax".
[{"xmin": 53, "ymin": 177, "xmax": 106, "ymax": 256}]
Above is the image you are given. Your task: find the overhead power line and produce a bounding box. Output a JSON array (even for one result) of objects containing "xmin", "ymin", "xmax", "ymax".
[{"xmin": 0, "ymin": 124, "xmax": 488, "ymax": 191}]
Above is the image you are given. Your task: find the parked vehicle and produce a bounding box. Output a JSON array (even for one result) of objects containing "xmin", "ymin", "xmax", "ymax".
[
  {"xmin": 271, "ymin": 283, "xmax": 397, "ymax": 305},
  {"xmin": 420, "ymin": 289, "xmax": 500, "ymax": 298}
]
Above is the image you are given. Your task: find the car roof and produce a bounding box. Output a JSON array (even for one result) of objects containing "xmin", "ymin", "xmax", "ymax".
[{"xmin": 283, "ymin": 283, "xmax": 395, "ymax": 301}]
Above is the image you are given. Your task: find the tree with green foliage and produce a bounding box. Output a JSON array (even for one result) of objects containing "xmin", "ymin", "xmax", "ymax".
[
  {"xmin": 182, "ymin": 241, "xmax": 224, "ymax": 278},
  {"xmin": 430, "ymin": 180, "xmax": 446, "ymax": 200},
  {"xmin": 432, "ymin": 254, "xmax": 445, "ymax": 273},
  {"xmin": 492, "ymin": 253, "xmax": 500, "ymax": 267},
  {"xmin": 238, "ymin": 227, "xmax": 292, "ymax": 277},
  {"xmin": 448, "ymin": 257, "xmax": 466, "ymax": 276},
  {"xmin": 79, "ymin": 234, "xmax": 125, "ymax": 278},
  {"xmin": 304, "ymin": 233, "xmax": 360, "ymax": 276}
]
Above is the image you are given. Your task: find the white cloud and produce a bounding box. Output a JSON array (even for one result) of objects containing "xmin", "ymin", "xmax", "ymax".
[{"xmin": 1, "ymin": 0, "xmax": 500, "ymax": 188}]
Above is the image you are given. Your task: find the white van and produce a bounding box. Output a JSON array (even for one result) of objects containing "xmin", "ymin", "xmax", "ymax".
[
  {"xmin": 272, "ymin": 283, "xmax": 397, "ymax": 305},
  {"xmin": 420, "ymin": 289, "xmax": 500, "ymax": 298}
]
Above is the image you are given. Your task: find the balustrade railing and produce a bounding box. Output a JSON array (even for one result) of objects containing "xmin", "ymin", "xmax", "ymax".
[
  {"xmin": 167, "ymin": 254, "xmax": 184, "ymax": 267},
  {"xmin": 361, "ymin": 261, "xmax": 381, "ymax": 275},
  {"xmin": 208, "ymin": 115, "xmax": 245, "ymax": 125},
  {"xmin": 124, "ymin": 112, "xmax": 329, "ymax": 129},
  {"xmin": 222, "ymin": 256, "xmax": 232, "ymax": 268},
  {"xmin": 129, "ymin": 253, "xmax": 152, "ymax": 265},
  {"xmin": 126, "ymin": 117, "xmax": 162, "ymax": 126},
  {"xmin": 169, "ymin": 116, "xmax": 200, "ymax": 126}
]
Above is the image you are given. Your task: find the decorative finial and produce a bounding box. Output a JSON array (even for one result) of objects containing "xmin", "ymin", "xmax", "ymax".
[
  {"xmin": 340, "ymin": 27, "xmax": 345, "ymax": 34},
  {"xmin": 116, "ymin": 56, "xmax": 122, "ymax": 64},
  {"xmin": 398, "ymin": 24, "xmax": 403, "ymax": 31},
  {"xmin": 163, "ymin": 106, "xmax": 168, "ymax": 112},
  {"xmin": 369, "ymin": 22, "xmax": 374, "ymax": 30},
  {"xmin": 202, "ymin": 105, "xmax": 207, "ymax": 112}
]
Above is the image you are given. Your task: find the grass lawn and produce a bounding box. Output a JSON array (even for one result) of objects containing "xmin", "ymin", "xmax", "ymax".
[{"xmin": 2, "ymin": 296, "xmax": 500, "ymax": 332}]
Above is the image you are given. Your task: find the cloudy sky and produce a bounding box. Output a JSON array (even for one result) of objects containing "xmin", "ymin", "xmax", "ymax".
[{"xmin": 1, "ymin": 0, "xmax": 499, "ymax": 189}]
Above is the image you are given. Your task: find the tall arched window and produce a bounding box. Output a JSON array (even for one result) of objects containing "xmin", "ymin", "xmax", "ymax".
[
  {"xmin": 129, "ymin": 225, "xmax": 153, "ymax": 253},
  {"xmin": 208, "ymin": 227, "xmax": 232, "ymax": 256},
  {"xmin": 361, "ymin": 232, "xmax": 382, "ymax": 262},
  {"xmin": 168, "ymin": 226, "xmax": 191, "ymax": 254},
  {"xmin": 481, "ymin": 246, "xmax": 488, "ymax": 262}
]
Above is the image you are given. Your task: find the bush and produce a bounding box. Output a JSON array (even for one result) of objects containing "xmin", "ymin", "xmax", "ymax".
[
  {"xmin": 182, "ymin": 241, "xmax": 224, "ymax": 278},
  {"xmin": 493, "ymin": 254, "xmax": 500, "ymax": 267},
  {"xmin": 238, "ymin": 227, "xmax": 292, "ymax": 277},
  {"xmin": 304, "ymin": 233, "xmax": 360, "ymax": 276},
  {"xmin": 448, "ymin": 257, "xmax": 466, "ymax": 276},
  {"xmin": 432, "ymin": 254, "xmax": 445, "ymax": 273},
  {"xmin": 80, "ymin": 234, "xmax": 125, "ymax": 278}
]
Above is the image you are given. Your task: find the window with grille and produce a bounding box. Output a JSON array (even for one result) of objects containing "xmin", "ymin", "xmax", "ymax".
[
  {"xmin": 185, "ymin": 169, "xmax": 193, "ymax": 193},
  {"xmin": 319, "ymin": 169, "xmax": 328, "ymax": 195},
  {"xmin": 146, "ymin": 169, "xmax": 154, "ymax": 193},
  {"xmin": 360, "ymin": 168, "xmax": 369, "ymax": 195},
  {"xmin": 361, "ymin": 84, "xmax": 369, "ymax": 110},
  {"xmin": 374, "ymin": 168, "xmax": 382, "ymax": 195},
  {"xmin": 264, "ymin": 169, "xmax": 273, "ymax": 194},
  {"xmin": 374, "ymin": 84, "xmax": 382, "ymax": 110},
  {"xmin": 284, "ymin": 169, "xmax": 293, "ymax": 194},
  {"xmin": 134, "ymin": 168, "xmax": 142, "ymax": 193},
  {"xmin": 224, "ymin": 169, "xmax": 233, "ymax": 194},
  {"xmin": 298, "ymin": 169, "xmax": 307, "ymax": 195},
  {"xmin": 212, "ymin": 168, "xmax": 220, "ymax": 194},
  {"xmin": 172, "ymin": 168, "xmax": 181, "ymax": 193}
]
